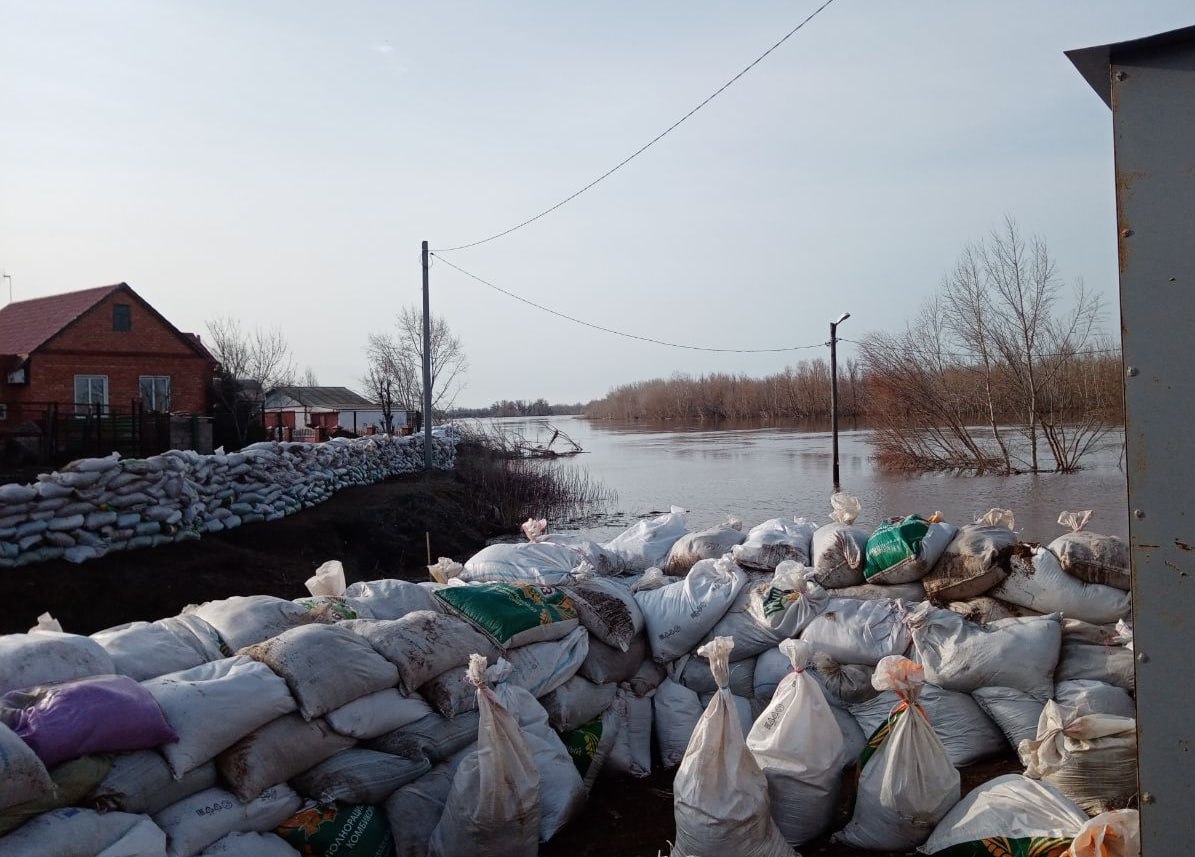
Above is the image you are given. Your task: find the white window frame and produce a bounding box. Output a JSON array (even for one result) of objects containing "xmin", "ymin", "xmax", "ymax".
[
  {"xmin": 138, "ymin": 375, "xmax": 171, "ymax": 413},
  {"xmin": 74, "ymin": 375, "xmax": 109, "ymax": 414}
]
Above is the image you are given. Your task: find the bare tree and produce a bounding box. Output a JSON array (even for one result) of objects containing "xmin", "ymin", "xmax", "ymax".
[
  {"xmin": 206, "ymin": 316, "xmax": 296, "ymax": 446},
  {"xmin": 301, "ymin": 366, "xmax": 320, "ymax": 387},
  {"xmin": 361, "ymin": 351, "xmax": 399, "ymax": 433},
  {"xmin": 365, "ymin": 307, "xmax": 468, "ymax": 420}
]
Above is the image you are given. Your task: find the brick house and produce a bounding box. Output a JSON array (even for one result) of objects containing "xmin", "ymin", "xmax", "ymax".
[{"xmin": 0, "ymin": 283, "xmax": 217, "ymax": 420}]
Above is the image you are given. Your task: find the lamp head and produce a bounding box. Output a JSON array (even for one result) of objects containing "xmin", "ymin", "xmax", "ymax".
[{"xmin": 833, "ymin": 312, "xmax": 850, "ymax": 326}]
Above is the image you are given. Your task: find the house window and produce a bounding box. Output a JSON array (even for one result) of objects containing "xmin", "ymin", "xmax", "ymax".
[
  {"xmin": 74, "ymin": 375, "xmax": 108, "ymax": 413},
  {"xmin": 0, "ymin": 404, "xmax": 7, "ymax": 421},
  {"xmin": 139, "ymin": 376, "xmax": 171, "ymax": 412},
  {"xmin": 113, "ymin": 304, "xmax": 131, "ymax": 332}
]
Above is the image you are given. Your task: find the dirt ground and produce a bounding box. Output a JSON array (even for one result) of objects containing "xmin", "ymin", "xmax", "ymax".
[{"xmin": 0, "ymin": 472, "xmax": 1024, "ymax": 856}]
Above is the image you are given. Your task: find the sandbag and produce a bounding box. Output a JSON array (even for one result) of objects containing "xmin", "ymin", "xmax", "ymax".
[
  {"xmin": 561, "ymin": 707, "xmax": 620, "ymax": 791},
  {"xmin": 630, "ymin": 567, "xmax": 682, "ymax": 592},
  {"xmin": 578, "ymin": 632, "xmax": 648, "ymax": 685},
  {"xmin": 343, "ymin": 579, "xmax": 442, "ymax": 619},
  {"xmin": 864, "ymin": 514, "xmax": 958, "ymax": 584},
  {"xmin": 798, "ymin": 596, "xmax": 912, "ymax": 666},
  {"xmin": 809, "ymin": 652, "xmax": 878, "ymax": 706},
  {"xmin": 0, "ymin": 674, "xmax": 177, "ymax": 768},
  {"xmin": 198, "ymin": 831, "xmax": 300, "ymax": 856},
  {"xmin": 1055, "ymin": 680, "xmax": 1136, "ymax": 719},
  {"xmin": 366, "ymin": 711, "xmax": 480, "ymax": 764},
  {"xmin": 461, "ymin": 541, "xmax": 587, "ymax": 584},
  {"xmin": 0, "ymin": 720, "xmax": 55, "ymax": 811},
  {"xmin": 92, "ymin": 616, "xmax": 225, "ymax": 681},
  {"xmin": 1051, "ymin": 511, "xmax": 1131, "ymax": 591},
  {"xmin": 835, "ymin": 657, "xmax": 960, "ymax": 851},
  {"xmin": 990, "ymin": 546, "xmax": 1131, "ymax": 626},
  {"xmin": 91, "ymin": 752, "xmax": 218, "ymax": 816},
  {"xmin": 664, "ymin": 519, "xmax": 746, "ymax": 575},
  {"xmin": 0, "ymin": 808, "xmax": 167, "ymax": 857},
  {"xmin": 240, "ymin": 624, "xmax": 398, "ymax": 721},
  {"xmin": 0, "ymin": 754, "xmax": 110, "ymax": 836},
  {"xmin": 385, "ymin": 761, "xmax": 457, "ymax": 857},
  {"xmin": 921, "ymin": 774, "xmax": 1087, "ymax": 856},
  {"xmin": 636, "ymin": 556, "xmax": 746, "ymax": 662},
  {"xmin": 809, "ymin": 493, "xmax": 869, "ymax": 588},
  {"xmin": 945, "ymin": 595, "xmax": 1033, "ymax": 625},
  {"xmin": 434, "ymin": 582, "xmax": 580, "ymax": 648},
  {"xmin": 191, "ymin": 595, "xmax": 331, "ymax": 652},
  {"xmin": 827, "ymin": 580, "xmax": 927, "ymax": 601},
  {"xmin": 653, "ymin": 678, "xmax": 705, "ymax": 768},
  {"xmin": 850, "ymin": 682, "xmax": 1006, "ymax": 767},
  {"xmin": 1066, "ymin": 809, "xmax": 1140, "ymax": 857},
  {"xmin": 678, "ymin": 653, "xmax": 756, "ymax": 697},
  {"xmin": 606, "ymin": 686, "xmax": 653, "ymax": 778},
  {"xmin": 560, "ymin": 574, "xmax": 643, "ymax": 651},
  {"xmin": 539, "ymin": 675, "xmax": 618, "ymax": 732},
  {"xmin": 700, "ymin": 571, "xmax": 782, "ymax": 661},
  {"xmin": 143, "ymin": 656, "xmax": 297, "ymax": 779},
  {"xmin": 625, "ymin": 658, "xmax": 667, "ymax": 697},
  {"xmin": 153, "ymin": 784, "xmax": 301, "ymax": 857},
  {"xmin": 671, "ymin": 637, "xmax": 793, "ymax": 857},
  {"xmin": 276, "ymin": 802, "xmax": 394, "ymax": 857},
  {"xmin": 325, "ymin": 689, "xmax": 435, "ymax": 740},
  {"xmin": 304, "ymin": 560, "xmax": 346, "ymax": 597},
  {"xmin": 428, "ymin": 655, "xmax": 540, "ymax": 857},
  {"xmin": 0, "ymin": 631, "xmax": 115, "ymax": 696},
  {"xmin": 342, "ymin": 612, "xmax": 500, "ymax": 695},
  {"xmin": 602, "ymin": 507, "xmax": 688, "ymax": 571},
  {"xmin": 747, "ymin": 639, "xmax": 845, "ymax": 846},
  {"xmin": 922, "ymin": 522, "xmax": 1016, "ymax": 600},
  {"xmin": 1020, "ymin": 702, "xmax": 1138, "ymax": 815},
  {"xmin": 291, "ymin": 747, "xmax": 431, "ymax": 804},
  {"xmin": 752, "ymin": 646, "xmax": 790, "ymax": 701},
  {"xmin": 746, "ymin": 561, "xmax": 830, "ymax": 638},
  {"xmin": 731, "ymin": 517, "xmax": 819, "ymax": 571},
  {"xmin": 216, "ymin": 714, "xmax": 355, "ymax": 803},
  {"xmin": 971, "ymin": 686, "xmax": 1045, "ymax": 751},
  {"xmin": 1056, "ymin": 636, "xmax": 1135, "ymax": 691},
  {"xmin": 905, "ymin": 603, "xmax": 1062, "ymax": 700}
]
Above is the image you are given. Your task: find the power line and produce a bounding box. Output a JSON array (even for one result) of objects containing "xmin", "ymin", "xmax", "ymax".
[
  {"xmin": 435, "ymin": 0, "xmax": 839, "ymax": 253},
  {"xmin": 432, "ymin": 253, "xmax": 829, "ymax": 354}
]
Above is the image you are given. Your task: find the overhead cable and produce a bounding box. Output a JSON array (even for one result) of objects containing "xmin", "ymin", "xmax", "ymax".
[
  {"xmin": 434, "ymin": 0, "xmax": 839, "ymax": 253},
  {"xmin": 432, "ymin": 253, "xmax": 829, "ymax": 353}
]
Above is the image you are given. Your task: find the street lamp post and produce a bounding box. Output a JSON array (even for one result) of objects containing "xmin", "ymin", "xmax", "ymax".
[{"xmin": 830, "ymin": 312, "xmax": 850, "ymax": 490}]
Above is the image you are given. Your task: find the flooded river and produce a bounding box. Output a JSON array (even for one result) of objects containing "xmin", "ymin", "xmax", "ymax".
[{"xmin": 484, "ymin": 416, "xmax": 1129, "ymax": 543}]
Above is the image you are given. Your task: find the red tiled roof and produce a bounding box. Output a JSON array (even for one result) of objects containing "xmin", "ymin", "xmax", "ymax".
[{"xmin": 0, "ymin": 284, "xmax": 124, "ymax": 355}]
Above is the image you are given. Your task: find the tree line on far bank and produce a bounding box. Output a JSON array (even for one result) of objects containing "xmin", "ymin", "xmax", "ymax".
[{"xmin": 586, "ymin": 219, "xmax": 1124, "ymax": 474}]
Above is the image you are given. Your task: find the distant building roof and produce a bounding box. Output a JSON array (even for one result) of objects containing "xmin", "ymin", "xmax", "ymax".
[
  {"xmin": 0, "ymin": 284, "xmax": 123, "ymax": 355},
  {"xmin": 265, "ymin": 386, "xmax": 379, "ymax": 410}
]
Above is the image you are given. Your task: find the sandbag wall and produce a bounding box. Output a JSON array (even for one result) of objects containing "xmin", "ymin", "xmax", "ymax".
[
  {"xmin": 0, "ymin": 504, "xmax": 1137, "ymax": 856},
  {"xmin": 0, "ymin": 434, "xmax": 455, "ymax": 568}
]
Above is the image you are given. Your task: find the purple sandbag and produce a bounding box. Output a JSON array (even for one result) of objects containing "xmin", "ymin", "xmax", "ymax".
[{"xmin": 0, "ymin": 674, "xmax": 178, "ymax": 768}]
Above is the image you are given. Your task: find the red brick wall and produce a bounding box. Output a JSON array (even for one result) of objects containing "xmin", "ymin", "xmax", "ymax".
[{"xmin": 4, "ymin": 290, "xmax": 213, "ymax": 413}]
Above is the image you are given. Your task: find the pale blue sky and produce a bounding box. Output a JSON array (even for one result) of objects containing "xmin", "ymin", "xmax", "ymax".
[{"xmin": 1, "ymin": 2, "xmax": 1190, "ymax": 408}]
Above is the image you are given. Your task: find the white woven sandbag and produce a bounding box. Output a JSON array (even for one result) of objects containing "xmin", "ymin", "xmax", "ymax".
[
  {"xmin": 678, "ymin": 653, "xmax": 756, "ymax": 697},
  {"xmin": 922, "ymin": 523, "xmax": 1017, "ymax": 601},
  {"xmin": 1055, "ymin": 680, "xmax": 1136, "ymax": 718},
  {"xmin": 654, "ymin": 678, "xmax": 705, "ymax": 768},
  {"xmin": 343, "ymin": 579, "xmax": 442, "ymax": 619},
  {"xmin": 342, "ymin": 612, "xmax": 501, "ymax": 695},
  {"xmin": 626, "ymin": 658, "xmax": 667, "ymax": 698},
  {"xmin": 428, "ymin": 656, "xmax": 540, "ymax": 857},
  {"xmin": 216, "ymin": 713, "xmax": 356, "ymax": 803},
  {"xmin": 833, "ymin": 705, "xmax": 866, "ymax": 766},
  {"xmin": 799, "ymin": 597, "xmax": 912, "ymax": 666},
  {"xmin": 291, "ymin": 747, "xmax": 431, "ymax": 804},
  {"xmin": 747, "ymin": 640, "xmax": 846, "ymax": 846},
  {"xmin": 1066, "ymin": 809, "xmax": 1140, "ymax": 857},
  {"xmin": 696, "ymin": 691, "xmax": 757, "ymax": 737},
  {"xmin": 671, "ymin": 637, "xmax": 793, "ymax": 857},
  {"xmin": 828, "ymin": 580, "xmax": 927, "ymax": 600},
  {"xmin": 197, "ymin": 831, "xmax": 300, "ymax": 857},
  {"xmin": 606, "ymin": 686, "xmax": 653, "ymax": 778},
  {"xmin": 325, "ymin": 689, "xmax": 435, "ymax": 740},
  {"xmin": 560, "ymin": 575, "xmax": 643, "ymax": 651},
  {"xmin": 602, "ymin": 507, "xmax": 688, "ymax": 571},
  {"xmin": 664, "ymin": 520, "xmax": 746, "ymax": 575},
  {"xmin": 0, "ymin": 720, "xmax": 54, "ymax": 811},
  {"xmin": 971, "ymin": 686, "xmax": 1045, "ymax": 751},
  {"xmin": 732, "ymin": 517, "xmax": 819, "ymax": 572},
  {"xmin": 1019, "ymin": 702, "xmax": 1138, "ymax": 815},
  {"xmin": 153, "ymin": 784, "xmax": 301, "ymax": 857},
  {"xmin": 1056, "ymin": 636, "xmax": 1135, "ymax": 691},
  {"xmin": 92, "ymin": 616, "xmax": 224, "ymax": 682},
  {"xmin": 0, "ymin": 631, "xmax": 115, "ymax": 695},
  {"xmin": 304, "ymin": 560, "xmax": 346, "ymax": 597},
  {"xmin": 366, "ymin": 710, "xmax": 480, "ymax": 764},
  {"xmin": 636, "ymin": 556, "xmax": 746, "ymax": 663},
  {"xmin": 835, "ymin": 657, "xmax": 960, "ymax": 851},
  {"xmin": 809, "ymin": 494, "xmax": 869, "ymax": 588},
  {"xmin": 539, "ymin": 675, "xmax": 618, "ymax": 733},
  {"xmin": 851, "ymin": 682, "xmax": 1006, "ymax": 767},
  {"xmin": 239, "ymin": 623, "xmax": 398, "ymax": 721},
  {"xmin": 746, "ymin": 561, "xmax": 830, "ymax": 638},
  {"xmin": 191, "ymin": 595, "xmax": 328, "ymax": 651},
  {"xmin": 0, "ymin": 808, "xmax": 166, "ymax": 857},
  {"xmin": 921, "ymin": 774, "xmax": 1088, "ymax": 855},
  {"xmin": 905, "ymin": 603, "xmax": 1062, "ymax": 700},
  {"xmin": 143, "ymin": 656, "xmax": 297, "ymax": 778},
  {"xmin": 461, "ymin": 541, "xmax": 586, "ymax": 584},
  {"xmin": 91, "ymin": 752, "xmax": 218, "ymax": 815},
  {"xmin": 578, "ymin": 633, "xmax": 648, "ymax": 685},
  {"xmin": 753, "ymin": 646, "xmax": 791, "ymax": 701},
  {"xmin": 385, "ymin": 761, "xmax": 458, "ymax": 857},
  {"xmin": 701, "ymin": 571, "xmax": 783, "ymax": 661},
  {"xmin": 1050, "ymin": 511, "xmax": 1131, "ymax": 591},
  {"xmin": 809, "ymin": 652, "xmax": 878, "ymax": 706},
  {"xmin": 990, "ymin": 546, "xmax": 1131, "ymax": 626},
  {"xmin": 945, "ymin": 595, "xmax": 1032, "ymax": 624}
]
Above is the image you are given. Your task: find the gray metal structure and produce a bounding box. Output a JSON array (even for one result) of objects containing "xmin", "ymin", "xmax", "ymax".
[{"xmin": 1068, "ymin": 24, "xmax": 1195, "ymax": 853}]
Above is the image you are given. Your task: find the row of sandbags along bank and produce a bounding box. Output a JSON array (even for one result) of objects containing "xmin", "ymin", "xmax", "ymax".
[
  {"xmin": 0, "ymin": 496, "xmax": 1138, "ymax": 856},
  {"xmin": 0, "ymin": 434, "xmax": 455, "ymax": 567}
]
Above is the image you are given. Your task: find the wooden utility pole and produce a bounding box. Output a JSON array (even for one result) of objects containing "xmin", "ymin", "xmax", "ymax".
[{"xmin": 421, "ymin": 241, "xmax": 433, "ymax": 472}]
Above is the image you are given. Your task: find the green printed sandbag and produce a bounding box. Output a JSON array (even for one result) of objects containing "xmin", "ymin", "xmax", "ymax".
[
  {"xmin": 277, "ymin": 802, "xmax": 394, "ymax": 857},
  {"xmin": 433, "ymin": 582, "xmax": 579, "ymax": 648},
  {"xmin": 864, "ymin": 514, "xmax": 957, "ymax": 584},
  {"xmin": 561, "ymin": 707, "xmax": 620, "ymax": 791}
]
